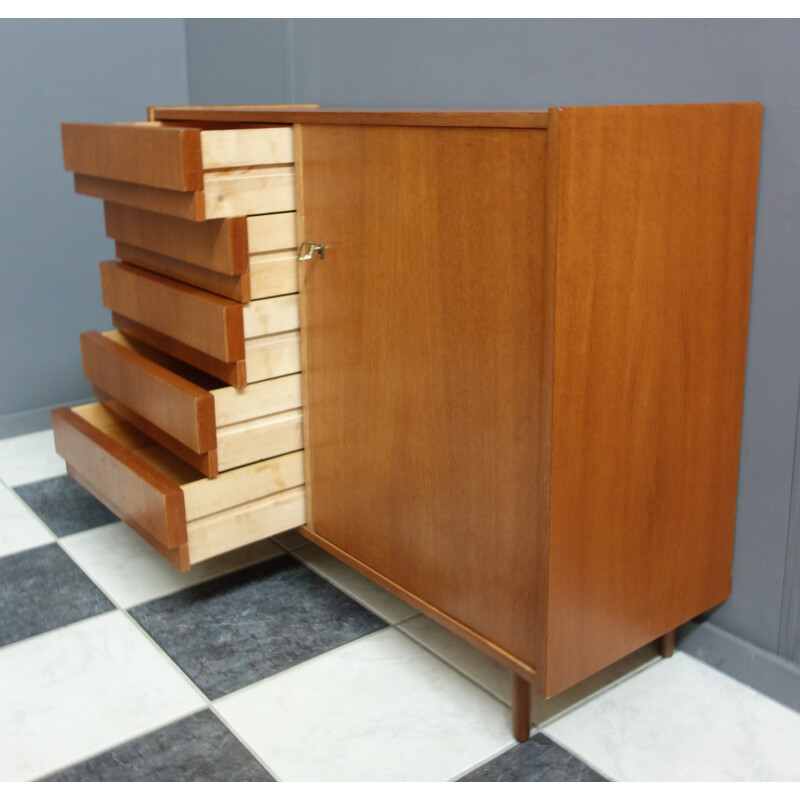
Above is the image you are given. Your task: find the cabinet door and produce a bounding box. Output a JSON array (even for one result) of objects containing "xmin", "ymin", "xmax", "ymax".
[{"xmin": 298, "ymin": 123, "xmax": 551, "ymax": 674}]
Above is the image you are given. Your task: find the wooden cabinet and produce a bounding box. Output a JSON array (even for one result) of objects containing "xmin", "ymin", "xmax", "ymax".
[{"xmin": 55, "ymin": 103, "xmax": 762, "ymax": 740}]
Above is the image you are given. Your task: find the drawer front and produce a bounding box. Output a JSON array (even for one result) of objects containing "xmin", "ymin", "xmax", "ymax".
[
  {"xmin": 115, "ymin": 242, "xmax": 251, "ymax": 303},
  {"xmin": 53, "ymin": 403, "xmax": 307, "ymax": 571},
  {"xmin": 105, "ymin": 202, "xmax": 249, "ymax": 275},
  {"xmin": 80, "ymin": 330, "xmax": 217, "ymax": 453},
  {"xmin": 62, "ymin": 122, "xmax": 293, "ymax": 191},
  {"xmin": 64, "ymin": 124, "xmax": 294, "ymax": 221},
  {"xmin": 100, "ymin": 261, "xmax": 245, "ymax": 362},
  {"xmin": 51, "ymin": 406, "xmax": 188, "ymax": 556},
  {"xmin": 62, "ymin": 123, "xmax": 203, "ymax": 191},
  {"xmin": 83, "ymin": 329, "xmax": 303, "ymax": 476},
  {"xmin": 104, "ymin": 203, "xmax": 298, "ymax": 276}
]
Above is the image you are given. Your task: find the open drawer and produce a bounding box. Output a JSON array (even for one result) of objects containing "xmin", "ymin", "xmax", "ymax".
[
  {"xmin": 99, "ymin": 260, "xmax": 299, "ymax": 384},
  {"xmin": 61, "ymin": 122, "xmax": 296, "ymax": 220},
  {"xmin": 52, "ymin": 403, "xmax": 306, "ymax": 571},
  {"xmin": 103, "ymin": 203, "xmax": 296, "ymax": 277},
  {"xmin": 80, "ymin": 330, "xmax": 303, "ymax": 477}
]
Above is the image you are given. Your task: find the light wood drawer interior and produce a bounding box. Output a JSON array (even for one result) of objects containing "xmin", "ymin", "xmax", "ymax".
[
  {"xmin": 111, "ymin": 313, "xmax": 301, "ymax": 390},
  {"xmin": 52, "ymin": 403, "xmax": 306, "ymax": 571},
  {"xmin": 99, "ymin": 261, "xmax": 299, "ymax": 371},
  {"xmin": 81, "ymin": 330, "xmax": 303, "ymax": 477},
  {"xmin": 62, "ymin": 122, "xmax": 295, "ymax": 221}
]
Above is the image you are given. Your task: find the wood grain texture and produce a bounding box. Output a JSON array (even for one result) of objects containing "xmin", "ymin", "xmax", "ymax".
[
  {"xmin": 181, "ymin": 450, "xmax": 305, "ymax": 521},
  {"xmin": 216, "ymin": 409, "xmax": 304, "ymax": 472},
  {"xmin": 212, "ymin": 373, "xmax": 302, "ymax": 427},
  {"xmin": 100, "ymin": 261, "xmax": 245, "ymax": 362},
  {"xmin": 203, "ymin": 167, "xmax": 295, "ymax": 219},
  {"xmin": 250, "ymin": 251, "xmax": 299, "ymax": 299},
  {"xmin": 246, "ymin": 212, "xmax": 297, "ymax": 253},
  {"xmin": 104, "ymin": 202, "xmax": 249, "ymax": 275},
  {"xmin": 74, "ymin": 174, "xmax": 207, "ymax": 221},
  {"xmin": 294, "ymin": 124, "xmax": 315, "ymax": 535},
  {"xmin": 51, "ymin": 406, "xmax": 187, "ymax": 550},
  {"xmin": 300, "ymin": 124, "xmax": 551, "ymax": 672},
  {"xmin": 67, "ymin": 465, "xmax": 189, "ymax": 571},
  {"xmin": 544, "ymin": 103, "xmax": 762, "ymax": 695},
  {"xmin": 150, "ymin": 107, "xmax": 550, "ymax": 129},
  {"xmin": 62, "ymin": 122, "xmax": 203, "ymax": 191},
  {"xmin": 200, "ymin": 127, "xmax": 294, "ymax": 169},
  {"xmin": 147, "ymin": 102, "xmax": 320, "ymax": 122},
  {"xmin": 242, "ymin": 294, "xmax": 300, "ymax": 338},
  {"xmin": 112, "ymin": 313, "xmax": 247, "ymax": 388},
  {"xmin": 245, "ymin": 331, "xmax": 302, "ymax": 383},
  {"xmin": 93, "ymin": 388, "xmax": 219, "ymax": 478},
  {"xmin": 115, "ymin": 243, "xmax": 251, "ymax": 303},
  {"xmin": 187, "ymin": 486, "xmax": 306, "ymax": 564},
  {"xmin": 80, "ymin": 330, "xmax": 217, "ymax": 453}
]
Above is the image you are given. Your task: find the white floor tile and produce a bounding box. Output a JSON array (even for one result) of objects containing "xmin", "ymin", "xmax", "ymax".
[
  {"xmin": 216, "ymin": 627, "xmax": 515, "ymax": 781},
  {"xmin": 545, "ymin": 651, "xmax": 800, "ymax": 781},
  {"xmin": 60, "ymin": 521, "xmax": 285, "ymax": 608},
  {"xmin": 399, "ymin": 615, "xmax": 659, "ymax": 724},
  {"xmin": 0, "ymin": 611, "xmax": 204, "ymax": 781},
  {"xmin": 0, "ymin": 428, "xmax": 66, "ymax": 488},
  {"xmin": 294, "ymin": 543, "xmax": 418, "ymax": 624},
  {"xmin": 0, "ymin": 482, "xmax": 55, "ymax": 557}
]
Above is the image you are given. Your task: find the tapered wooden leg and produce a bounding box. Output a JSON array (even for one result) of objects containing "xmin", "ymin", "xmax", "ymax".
[
  {"xmin": 511, "ymin": 673, "xmax": 531, "ymax": 742},
  {"xmin": 658, "ymin": 628, "xmax": 677, "ymax": 658}
]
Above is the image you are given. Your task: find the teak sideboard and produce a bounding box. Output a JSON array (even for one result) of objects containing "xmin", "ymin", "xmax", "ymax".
[{"xmin": 54, "ymin": 103, "xmax": 762, "ymax": 741}]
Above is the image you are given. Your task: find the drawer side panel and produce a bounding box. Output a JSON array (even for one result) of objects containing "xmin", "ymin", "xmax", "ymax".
[{"xmin": 51, "ymin": 406, "xmax": 187, "ymax": 551}]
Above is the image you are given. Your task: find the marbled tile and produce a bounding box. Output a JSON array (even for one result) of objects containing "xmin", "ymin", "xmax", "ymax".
[
  {"xmin": 15, "ymin": 474, "xmax": 118, "ymax": 537},
  {"xmin": 0, "ymin": 428, "xmax": 66, "ymax": 487},
  {"xmin": 129, "ymin": 554, "xmax": 387, "ymax": 700},
  {"xmin": 399, "ymin": 614, "xmax": 659, "ymax": 725},
  {"xmin": 0, "ymin": 611, "xmax": 203, "ymax": 781},
  {"xmin": 294, "ymin": 543, "xmax": 418, "ymax": 624},
  {"xmin": 42, "ymin": 710, "xmax": 273, "ymax": 782},
  {"xmin": 0, "ymin": 482, "xmax": 54, "ymax": 558},
  {"xmin": 545, "ymin": 651, "xmax": 800, "ymax": 781},
  {"xmin": 458, "ymin": 733, "xmax": 607, "ymax": 781},
  {"xmin": 216, "ymin": 628, "xmax": 515, "ymax": 782},
  {"xmin": 61, "ymin": 521, "xmax": 284, "ymax": 608},
  {"xmin": 0, "ymin": 543, "xmax": 114, "ymax": 647}
]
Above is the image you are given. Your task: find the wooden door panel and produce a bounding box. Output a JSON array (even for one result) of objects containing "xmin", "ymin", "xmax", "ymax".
[{"xmin": 300, "ymin": 124, "xmax": 552, "ymax": 671}]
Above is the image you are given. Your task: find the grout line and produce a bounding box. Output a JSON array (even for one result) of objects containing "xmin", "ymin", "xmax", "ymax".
[
  {"xmin": 392, "ymin": 624, "xmax": 516, "ymax": 711},
  {"xmin": 40, "ymin": 536, "xmax": 281, "ymax": 782},
  {"xmin": 536, "ymin": 654, "xmax": 663, "ymax": 733},
  {"xmin": 538, "ymin": 728, "xmax": 617, "ymax": 782},
  {"xmin": 445, "ymin": 739, "xmax": 523, "ymax": 782},
  {"xmin": 287, "ymin": 542, "xmax": 419, "ymax": 626},
  {"xmin": 14, "ymin": 507, "xmax": 654, "ymax": 783}
]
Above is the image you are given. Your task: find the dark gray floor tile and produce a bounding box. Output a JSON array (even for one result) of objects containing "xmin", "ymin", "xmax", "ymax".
[
  {"xmin": 458, "ymin": 733, "xmax": 608, "ymax": 782},
  {"xmin": 129, "ymin": 554, "xmax": 387, "ymax": 699},
  {"xmin": 42, "ymin": 710, "xmax": 274, "ymax": 782},
  {"xmin": 15, "ymin": 474, "xmax": 118, "ymax": 537},
  {"xmin": 0, "ymin": 544, "xmax": 114, "ymax": 646}
]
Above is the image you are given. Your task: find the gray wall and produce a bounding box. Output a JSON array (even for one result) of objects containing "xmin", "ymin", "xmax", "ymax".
[
  {"xmin": 0, "ymin": 19, "xmax": 189, "ymax": 432},
  {"xmin": 184, "ymin": 19, "xmax": 800, "ymax": 693}
]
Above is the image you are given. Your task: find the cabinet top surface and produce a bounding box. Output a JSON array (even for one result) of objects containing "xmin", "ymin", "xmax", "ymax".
[
  {"xmin": 147, "ymin": 102, "xmax": 761, "ymax": 129},
  {"xmin": 148, "ymin": 104, "xmax": 552, "ymax": 128}
]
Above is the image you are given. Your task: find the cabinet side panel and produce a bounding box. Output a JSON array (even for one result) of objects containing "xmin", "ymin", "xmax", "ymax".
[
  {"xmin": 546, "ymin": 103, "xmax": 762, "ymax": 695},
  {"xmin": 301, "ymin": 125, "xmax": 552, "ymax": 671}
]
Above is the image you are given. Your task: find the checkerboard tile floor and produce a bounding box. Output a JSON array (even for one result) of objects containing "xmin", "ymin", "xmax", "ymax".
[{"xmin": 3, "ymin": 427, "xmax": 800, "ymax": 782}]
